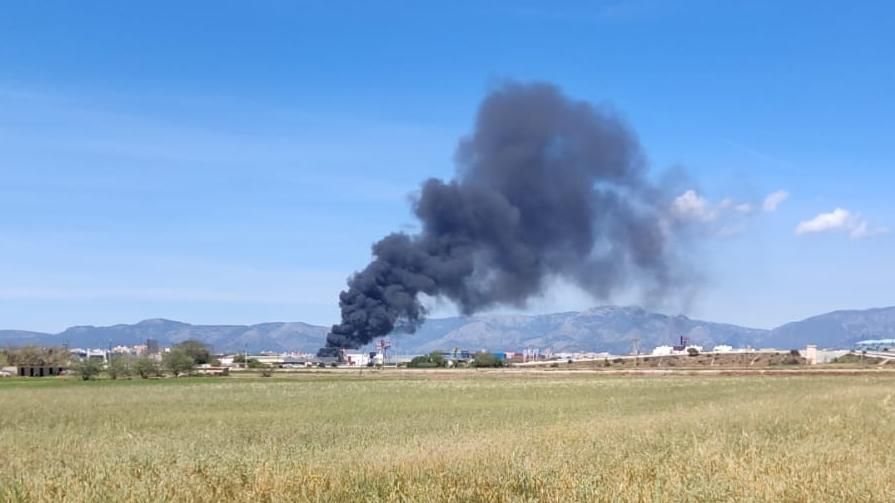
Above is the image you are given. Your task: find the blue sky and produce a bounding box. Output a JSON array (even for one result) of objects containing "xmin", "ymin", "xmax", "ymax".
[{"xmin": 1, "ymin": 1, "xmax": 893, "ymax": 332}]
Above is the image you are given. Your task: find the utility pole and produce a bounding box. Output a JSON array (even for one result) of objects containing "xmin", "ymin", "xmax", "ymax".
[{"xmin": 632, "ymin": 337, "xmax": 640, "ymax": 367}]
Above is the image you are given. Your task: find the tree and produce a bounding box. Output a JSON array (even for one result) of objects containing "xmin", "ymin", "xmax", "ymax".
[
  {"xmin": 472, "ymin": 352, "xmax": 504, "ymax": 368},
  {"xmin": 7, "ymin": 345, "xmax": 69, "ymax": 366},
  {"xmin": 0, "ymin": 351, "xmax": 8, "ymax": 367},
  {"xmin": 163, "ymin": 349, "xmax": 195, "ymax": 377},
  {"xmin": 687, "ymin": 347, "xmax": 700, "ymax": 357},
  {"xmin": 246, "ymin": 358, "xmax": 265, "ymax": 369},
  {"xmin": 428, "ymin": 351, "xmax": 446, "ymax": 367},
  {"xmin": 408, "ymin": 352, "xmax": 447, "ymax": 368},
  {"xmin": 72, "ymin": 358, "xmax": 104, "ymax": 381},
  {"xmin": 133, "ymin": 356, "xmax": 161, "ymax": 379},
  {"xmin": 107, "ymin": 355, "xmax": 132, "ymax": 380},
  {"xmin": 173, "ymin": 340, "xmax": 212, "ymax": 365},
  {"xmin": 408, "ymin": 356, "xmax": 437, "ymax": 368}
]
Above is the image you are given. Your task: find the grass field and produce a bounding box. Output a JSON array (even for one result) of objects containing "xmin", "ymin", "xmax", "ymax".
[{"xmin": 2, "ymin": 373, "xmax": 895, "ymax": 502}]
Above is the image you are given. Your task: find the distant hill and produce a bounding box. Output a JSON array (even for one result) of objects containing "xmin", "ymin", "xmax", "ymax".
[
  {"xmin": 402, "ymin": 306, "xmax": 771, "ymax": 355},
  {"xmin": 1, "ymin": 306, "xmax": 893, "ymax": 354},
  {"xmin": 766, "ymin": 307, "xmax": 895, "ymax": 349},
  {"xmin": 0, "ymin": 319, "xmax": 328, "ymax": 353}
]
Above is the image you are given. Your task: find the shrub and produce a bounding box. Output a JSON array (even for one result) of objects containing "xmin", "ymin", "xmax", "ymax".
[
  {"xmin": 133, "ymin": 357, "xmax": 161, "ymax": 379},
  {"xmin": 408, "ymin": 356, "xmax": 435, "ymax": 368},
  {"xmin": 408, "ymin": 352, "xmax": 448, "ymax": 368},
  {"xmin": 472, "ymin": 352, "xmax": 503, "ymax": 368},
  {"xmin": 107, "ymin": 355, "xmax": 132, "ymax": 380},
  {"xmin": 687, "ymin": 348, "xmax": 700, "ymax": 357},
  {"xmin": 428, "ymin": 352, "xmax": 446, "ymax": 367},
  {"xmin": 72, "ymin": 358, "xmax": 104, "ymax": 381},
  {"xmin": 163, "ymin": 349, "xmax": 195, "ymax": 377},
  {"xmin": 173, "ymin": 340, "xmax": 212, "ymax": 365}
]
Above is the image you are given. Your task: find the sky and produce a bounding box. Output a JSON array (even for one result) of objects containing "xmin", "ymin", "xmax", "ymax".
[{"xmin": 1, "ymin": 0, "xmax": 893, "ymax": 332}]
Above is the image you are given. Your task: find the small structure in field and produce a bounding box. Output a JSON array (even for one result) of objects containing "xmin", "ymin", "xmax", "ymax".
[
  {"xmin": 15, "ymin": 365, "xmax": 67, "ymax": 377},
  {"xmin": 195, "ymin": 365, "xmax": 230, "ymax": 376}
]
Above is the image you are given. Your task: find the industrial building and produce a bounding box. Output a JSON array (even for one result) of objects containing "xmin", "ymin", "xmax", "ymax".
[{"xmin": 854, "ymin": 339, "xmax": 895, "ymax": 352}]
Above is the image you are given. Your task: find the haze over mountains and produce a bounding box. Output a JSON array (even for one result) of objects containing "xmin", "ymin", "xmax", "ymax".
[{"xmin": 1, "ymin": 306, "xmax": 892, "ymax": 354}]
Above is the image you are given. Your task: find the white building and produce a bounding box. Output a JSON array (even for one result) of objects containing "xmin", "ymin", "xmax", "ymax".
[
  {"xmin": 652, "ymin": 345, "xmax": 674, "ymax": 356},
  {"xmin": 343, "ymin": 352, "xmax": 372, "ymax": 367}
]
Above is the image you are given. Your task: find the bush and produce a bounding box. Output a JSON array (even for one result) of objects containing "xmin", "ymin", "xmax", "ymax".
[
  {"xmin": 107, "ymin": 355, "xmax": 132, "ymax": 380},
  {"xmin": 163, "ymin": 349, "xmax": 195, "ymax": 377},
  {"xmin": 133, "ymin": 356, "xmax": 161, "ymax": 379},
  {"xmin": 408, "ymin": 352, "xmax": 448, "ymax": 368},
  {"xmin": 687, "ymin": 347, "xmax": 700, "ymax": 357},
  {"xmin": 472, "ymin": 352, "xmax": 503, "ymax": 368},
  {"xmin": 173, "ymin": 340, "xmax": 212, "ymax": 365},
  {"xmin": 428, "ymin": 352, "xmax": 446, "ymax": 367},
  {"xmin": 72, "ymin": 358, "xmax": 104, "ymax": 381},
  {"xmin": 408, "ymin": 356, "xmax": 435, "ymax": 368}
]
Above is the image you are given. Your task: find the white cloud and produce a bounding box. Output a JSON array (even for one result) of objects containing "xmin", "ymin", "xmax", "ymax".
[
  {"xmin": 734, "ymin": 203, "xmax": 754, "ymax": 214},
  {"xmin": 762, "ymin": 190, "xmax": 789, "ymax": 212},
  {"xmin": 795, "ymin": 208, "xmax": 888, "ymax": 239},
  {"xmin": 671, "ymin": 190, "xmax": 717, "ymax": 222}
]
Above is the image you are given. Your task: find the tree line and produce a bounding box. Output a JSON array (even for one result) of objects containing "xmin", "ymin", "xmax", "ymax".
[
  {"xmin": 407, "ymin": 351, "xmax": 504, "ymax": 368},
  {"xmin": 1, "ymin": 340, "xmax": 216, "ymax": 380}
]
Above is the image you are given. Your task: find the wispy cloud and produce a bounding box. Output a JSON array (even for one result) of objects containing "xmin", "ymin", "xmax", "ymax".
[
  {"xmin": 795, "ymin": 208, "xmax": 888, "ymax": 239},
  {"xmin": 671, "ymin": 190, "xmax": 718, "ymax": 222},
  {"xmin": 669, "ymin": 188, "xmax": 792, "ymax": 237},
  {"xmin": 762, "ymin": 190, "xmax": 789, "ymax": 212}
]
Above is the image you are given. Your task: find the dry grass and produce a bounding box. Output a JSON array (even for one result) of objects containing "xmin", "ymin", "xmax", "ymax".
[{"xmin": 2, "ymin": 374, "xmax": 894, "ymax": 502}]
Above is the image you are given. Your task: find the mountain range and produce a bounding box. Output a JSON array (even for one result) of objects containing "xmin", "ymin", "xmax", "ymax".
[{"xmin": 1, "ymin": 306, "xmax": 892, "ymax": 354}]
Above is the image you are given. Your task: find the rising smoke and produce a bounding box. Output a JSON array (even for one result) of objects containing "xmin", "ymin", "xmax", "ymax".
[{"xmin": 320, "ymin": 82, "xmax": 687, "ymax": 355}]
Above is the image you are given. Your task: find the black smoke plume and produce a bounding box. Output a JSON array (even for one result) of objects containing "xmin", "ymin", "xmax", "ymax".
[{"xmin": 320, "ymin": 82, "xmax": 684, "ymax": 355}]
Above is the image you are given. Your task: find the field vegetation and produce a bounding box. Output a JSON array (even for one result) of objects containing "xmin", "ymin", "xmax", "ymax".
[{"xmin": 2, "ymin": 373, "xmax": 894, "ymax": 501}]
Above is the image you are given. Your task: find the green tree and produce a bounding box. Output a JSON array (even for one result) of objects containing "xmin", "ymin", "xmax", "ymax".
[
  {"xmin": 472, "ymin": 352, "xmax": 504, "ymax": 368},
  {"xmin": 163, "ymin": 349, "xmax": 195, "ymax": 377},
  {"xmin": 246, "ymin": 358, "xmax": 265, "ymax": 369},
  {"xmin": 7, "ymin": 346, "xmax": 70, "ymax": 366},
  {"xmin": 0, "ymin": 351, "xmax": 8, "ymax": 367},
  {"xmin": 173, "ymin": 340, "xmax": 212, "ymax": 365},
  {"xmin": 428, "ymin": 351, "xmax": 446, "ymax": 367},
  {"xmin": 408, "ymin": 352, "xmax": 448, "ymax": 368},
  {"xmin": 107, "ymin": 355, "xmax": 132, "ymax": 380},
  {"xmin": 133, "ymin": 356, "xmax": 161, "ymax": 379},
  {"xmin": 72, "ymin": 358, "xmax": 104, "ymax": 381},
  {"xmin": 408, "ymin": 356, "xmax": 437, "ymax": 368}
]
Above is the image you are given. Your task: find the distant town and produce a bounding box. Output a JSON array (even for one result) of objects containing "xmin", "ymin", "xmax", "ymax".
[{"xmin": 5, "ymin": 334, "xmax": 894, "ymax": 379}]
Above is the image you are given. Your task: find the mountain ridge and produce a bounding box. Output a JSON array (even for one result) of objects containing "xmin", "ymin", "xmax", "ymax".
[{"xmin": 1, "ymin": 306, "xmax": 893, "ymax": 354}]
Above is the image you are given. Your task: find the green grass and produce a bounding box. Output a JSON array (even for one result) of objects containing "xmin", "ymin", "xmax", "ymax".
[{"xmin": 2, "ymin": 373, "xmax": 895, "ymax": 501}]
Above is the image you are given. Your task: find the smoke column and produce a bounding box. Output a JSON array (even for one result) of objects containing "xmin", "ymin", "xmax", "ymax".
[{"xmin": 320, "ymin": 82, "xmax": 684, "ymax": 355}]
